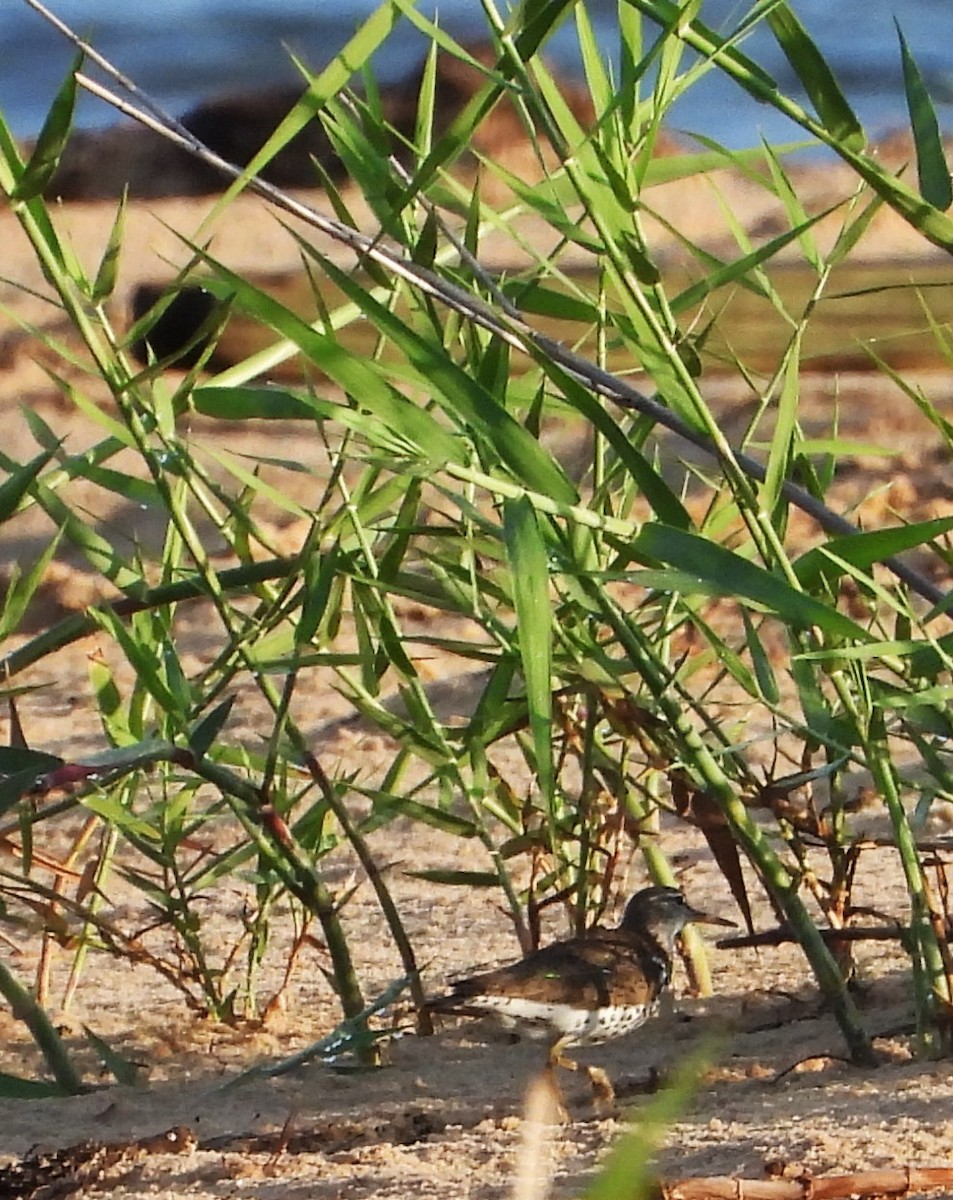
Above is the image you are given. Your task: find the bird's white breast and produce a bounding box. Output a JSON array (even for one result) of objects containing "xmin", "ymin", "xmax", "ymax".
[{"xmin": 464, "ymin": 995, "xmax": 657, "ymax": 1045}]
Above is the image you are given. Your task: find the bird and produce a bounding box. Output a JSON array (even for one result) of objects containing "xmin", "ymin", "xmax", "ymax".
[{"xmin": 428, "ymin": 885, "xmax": 734, "ymax": 1111}]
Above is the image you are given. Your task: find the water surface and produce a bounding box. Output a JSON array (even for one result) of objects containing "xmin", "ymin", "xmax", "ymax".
[{"xmin": 4, "ymin": 1, "xmax": 952, "ymax": 150}]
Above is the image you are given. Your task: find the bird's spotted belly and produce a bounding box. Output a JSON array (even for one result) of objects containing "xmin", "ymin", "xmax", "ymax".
[{"xmin": 468, "ymin": 996, "xmax": 658, "ymax": 1045}]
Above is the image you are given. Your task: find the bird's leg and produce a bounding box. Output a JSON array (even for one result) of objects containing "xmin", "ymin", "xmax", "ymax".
[
  {"xmin": 541, "ymin": 1038, "xmax": 572, "ymax": 1123},
  {"xmin": 547, "ymin": 1038, "xmax": 616, "ymax": 1116}
]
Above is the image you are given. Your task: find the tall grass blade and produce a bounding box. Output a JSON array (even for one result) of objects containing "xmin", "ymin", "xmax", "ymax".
[
  {"xmin": 765, "ymin": 5, "xmax": 864, "ymax": 149},
  {"xmin": 581, "ymin": 1042, "xmax": 715, "ymax": 1200},
  {"xmin": 0, "ymin": 446, "xmax": 60, "ymax": 522},
  {"xmin": 632, "ymin": 525, "xmax": 870, "ymax": 640},
  {"xmin": 896, "ymin": 20, "xmax": 953, "ymax": 211},
  {"xmin": 0, "ymin": 958, "xmax": 84, "ymax": 1093},
  {"xmin": 10, "ymin": 54, "xmax": 80, "ymax": 201},
  {"xmin": 504, "ymin": 496, "xmax": 554, "ymax": 810}
]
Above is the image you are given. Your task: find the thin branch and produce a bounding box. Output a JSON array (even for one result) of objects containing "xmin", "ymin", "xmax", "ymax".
[{"xmin": 718, "ymin": 923, "xmax": 909, "ymax": 949}]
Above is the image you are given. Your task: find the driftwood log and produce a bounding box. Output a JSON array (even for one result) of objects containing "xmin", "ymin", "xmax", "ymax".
[{"xmin": 656, "ymin": 1167, "xmax": 953, "ymax": 1199}]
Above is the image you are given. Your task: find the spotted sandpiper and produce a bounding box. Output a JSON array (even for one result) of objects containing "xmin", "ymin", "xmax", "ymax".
[{"xmin": 429, "ymin": 886, "xmax": 733, "ymax": 1109}]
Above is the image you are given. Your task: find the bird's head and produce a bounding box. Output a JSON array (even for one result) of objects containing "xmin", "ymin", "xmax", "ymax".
[{"xmin": 619, "ymin": 886, "xmax": 734, "ymax": 949}]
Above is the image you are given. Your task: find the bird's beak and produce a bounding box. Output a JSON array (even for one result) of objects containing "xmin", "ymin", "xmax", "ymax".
[{"xmin": 686, "ymin": 904, "xmax": 737, "ymax": 929}]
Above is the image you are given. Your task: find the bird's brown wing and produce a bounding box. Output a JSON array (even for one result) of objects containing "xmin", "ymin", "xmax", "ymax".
[{"xmin": 445, "ymin": 930, "xmax": 660, "ymax": 1008}]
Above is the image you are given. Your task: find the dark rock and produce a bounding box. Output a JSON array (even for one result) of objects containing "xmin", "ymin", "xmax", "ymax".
[
  {"xmin": 130, "ymin": 283, "xmax": 224, "ymax": 369},
  {"xmin": 41, "ymin": 124, "xmax": 221, "ymax": 200},
  {"xmin": 40, "ymin": 41, "xmax": 596, "ymax": 201},
  {"xmin": 178, "ymin": 86, "xmax": 344, "ymax": 188}
]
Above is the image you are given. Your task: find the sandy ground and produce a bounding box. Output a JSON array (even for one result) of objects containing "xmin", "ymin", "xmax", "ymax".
[{"xmin": 1, "ymin": 146, "xmax": 953, "ymax": 1199}]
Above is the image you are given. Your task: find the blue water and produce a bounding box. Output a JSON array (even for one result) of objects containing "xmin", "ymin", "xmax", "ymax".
[{"xmin": 4, "ymin": 1, "xmax": 953, "ymax": 150}]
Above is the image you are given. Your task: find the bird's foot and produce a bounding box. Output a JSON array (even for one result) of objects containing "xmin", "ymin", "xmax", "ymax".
[
  {"xmin": 585, "ymin": 1065, "xmax": 618, "ymax": 1117},
  {"xmin": 550, "ymin": 1053, "xmax": 619, "ymax": 1119}
]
